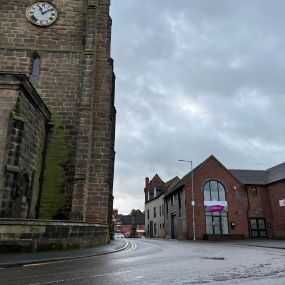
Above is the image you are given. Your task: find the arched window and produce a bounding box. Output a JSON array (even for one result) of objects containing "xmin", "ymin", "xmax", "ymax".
[
  {"xmin": 204, "ymin": 180, "xmax": 229, "ymax": 235},
  {"xmin": 204, "ymin": 180, "xmax": 226, "ymax": 201},
  {"xmin": 31, "ymin": 54, "xmax": 40, "ymax": 81}
]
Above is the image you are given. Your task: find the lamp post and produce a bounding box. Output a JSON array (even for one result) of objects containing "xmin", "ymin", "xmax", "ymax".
[{"xmin": 178, "ymin": 159, "xmax": 196, "ymax": 241}]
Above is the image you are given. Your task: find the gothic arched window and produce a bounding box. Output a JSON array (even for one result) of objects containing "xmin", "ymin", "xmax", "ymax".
[
  {"xmin": 204, "ymin": 180, "xmax": 229, "ymax": 235},
  {"xmin": 31, "ymin": 54, "xmax": 40, "ymax": 81}
]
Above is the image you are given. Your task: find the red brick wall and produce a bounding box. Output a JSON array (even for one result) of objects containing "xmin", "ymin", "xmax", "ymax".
[
  {"xmin": 247, "ymin": 186, "xmax": 271, "ymax": 216},
  {"xmin": 144, "ymin": 174, "xmax": 164, "ymax": 202},
  {"xmin": 145, "ymin": 175, "xmax": 164, "ymax": 190},
  {"xmin": 184, "ymin": 156, "xmax": 248, "ymax": 240},
  {"xmin": 247, "ymin": 185, "xmax": 274, "ymax": 238},
  {"xmin": 268, "ymin": 181, "xmax": 285, "ymax": 238},
  {"xmin": 137, "ymin": 224, "xmax": 145, "ymax": 231}
]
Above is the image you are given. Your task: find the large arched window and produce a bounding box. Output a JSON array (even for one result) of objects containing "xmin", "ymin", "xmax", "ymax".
[{"xmin": 204, "ymin": 180, "xmax": 229, "ymax": 235}]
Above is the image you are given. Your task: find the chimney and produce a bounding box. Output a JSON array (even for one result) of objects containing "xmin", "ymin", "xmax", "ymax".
[
  {"xmin": 144, "ymin": 177, "xmax": 150, "ymax": 202},
  {"xmin": 145, "ymin": 177, "xmax": 149, "ymax": 187}
]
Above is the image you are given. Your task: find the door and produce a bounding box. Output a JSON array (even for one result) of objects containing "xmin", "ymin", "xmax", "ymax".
[
  {"xmin": 250, "ymin": 218, "xmax": 267, "ymax": 237},
  {"xmin": 171, "ymin": 214, "xmax": 177, "ymax": 239},
  {"xmin": 205, "ymin": 212, "xmax": 229, "ymax": 235},
  {"xmin": 213, "ymin": 216, "xmax": 222, "ymax": 235},
  {"xmin": 149, "ymin": 221, "xmax": 153, "ymax": 237}
]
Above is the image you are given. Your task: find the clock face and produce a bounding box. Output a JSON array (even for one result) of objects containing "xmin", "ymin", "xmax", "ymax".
[{"xmin": 26, "ymin": 2, "xmax": 58, "ymax": 26}]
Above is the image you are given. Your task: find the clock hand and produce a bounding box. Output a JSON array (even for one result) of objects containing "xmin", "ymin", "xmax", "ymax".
[
  {"xmin": 37, "ymin": 4, "xmax": 43, "ymax": 14},
  {"xmin": 42, "ymin": 8, "xmax": 54, "ymax": 15}
]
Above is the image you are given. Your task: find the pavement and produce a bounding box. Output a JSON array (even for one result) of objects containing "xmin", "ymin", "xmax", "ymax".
[
  {"xmin": 0, "ymin": 238, "xmax": 284, "ymax": 269},
  {"xmin": 227, "ymin": 238, "xmax": 285, "ymax": 250},
  {"xmin": 0, "ymin": 238, "xmax": 128, "ymax": 268}
]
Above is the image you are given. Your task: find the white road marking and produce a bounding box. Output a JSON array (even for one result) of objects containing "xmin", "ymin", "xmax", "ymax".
[
  {"xmin": 23, "ymin": 241, "xmax": 133, "ymax": 268},
  {"xmin": 25, "ymin": 270, "xmax": 134, "ymax": 285},
  {"xmin": 24, "ymin": 263, "xmax": 48, "ymax": 267},
  {"xmin": 113, "ymin": 240, "xmax": 137, "ymax": 254}
]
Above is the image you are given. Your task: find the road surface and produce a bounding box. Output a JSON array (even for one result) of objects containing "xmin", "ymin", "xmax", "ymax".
[{"xmin": 0, "ymin": 238, "xmax": 285, "ymax": 284}]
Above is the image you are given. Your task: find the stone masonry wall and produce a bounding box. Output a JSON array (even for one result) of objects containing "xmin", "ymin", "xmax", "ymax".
[
  {"xmin": 0, "ymin": 0, "xmax": 115, "ymax": 224},
  {"xmin": 145, "ymin": 194, "xmax": 166, "ymax": 238},
  {"xmin": 164, "ymin": 189, "xmax": 187, "ymax": 240},
  {"xmin": 15, "ymin": 89, "xmax": 49, "ymax": 218},
  {"xmin": 85, "ymin": 0, "xmax": 115, "ymax": 224},
  {"xmin": 0, "ymin": 0, "xmax": 84, "ymax": 219},
  {"xmin": 0, "ymin": 87, "xmax": 19, "ymax": 211},
  {"xmin": 0, "ymin": 74, "xmax": 50, "ymax": 219},
  {"xmin": 0, "ymin": 219, "xmax": 108, "ymax": 253}
]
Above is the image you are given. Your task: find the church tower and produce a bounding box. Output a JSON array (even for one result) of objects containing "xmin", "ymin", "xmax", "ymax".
[{"xmin": 0, "ymin": 0, "xmax": 116, "ymax": 227}]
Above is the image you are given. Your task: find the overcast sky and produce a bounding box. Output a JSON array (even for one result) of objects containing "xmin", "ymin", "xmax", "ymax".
[{"xmin": 110, "ymin": 1, "xmax": 285, "ymax": 214}]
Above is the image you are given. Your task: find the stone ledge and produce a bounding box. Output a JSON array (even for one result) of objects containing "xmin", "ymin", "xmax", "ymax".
[
  {"xmin": 0, "ymin": 219, "xmax": 109, "ymax": 253},
  {"xmin": 5, "ymin": 165, "xmax": 20, "ymax": 173},
  {"xmin": 11, "ymin": 110, "xmax": 24, "ymax": 123},
  {"xmin": 0, "ymin": 219, "xmax": 108, "ymax": 228}
]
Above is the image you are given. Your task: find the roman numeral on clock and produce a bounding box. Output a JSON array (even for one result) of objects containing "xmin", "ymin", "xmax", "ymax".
[{"xmin": 31, "ymin": 15, "xmax": 38, "ymax": 22}]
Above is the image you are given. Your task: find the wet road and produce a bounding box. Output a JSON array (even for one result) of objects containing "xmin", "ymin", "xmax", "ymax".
[{"xmin": 0, "ymin": 238, "xmax": 285, "ymax": 284}]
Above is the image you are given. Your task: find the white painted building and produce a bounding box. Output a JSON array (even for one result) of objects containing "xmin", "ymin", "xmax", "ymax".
[{"xmin": 144, "ymin": 175, "xmax": 180, "ymax": 238}]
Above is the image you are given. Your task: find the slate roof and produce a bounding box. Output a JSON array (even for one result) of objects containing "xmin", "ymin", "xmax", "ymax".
[
  {"xmin": 267, "ymin": 162, "xmax": 285, "ymax": 184},
  {"xmin": 164, "ymin": 176, "xmax": 179, "ymax": 190},
  {"xmin": 229, "ymin": 170, "xmax": 269, "ymax": 185},
  {"xmin": 230, "ymin": 161, "xmax": 285, "ymax": 185},
  {"xmin": 164, "ymin": 155, "xmax": 285, "ymax": 196},
  {"xmin": 136, "ymin": 214, "xmax": 145, "ymax": 224},
  {"xmin": 146, "ymin": 176, "xmax": 180, "ymax": 203},
  {"xmin": 120, "ymin": 215, "xmax": 130, "ymax": 225},
  {"xmin": 121, "ymin": 214, "xmax": 145, "ymax": 225},
  {"xmin": 164, "ymin": 163, "xmax": 202, "ymax": 198}
]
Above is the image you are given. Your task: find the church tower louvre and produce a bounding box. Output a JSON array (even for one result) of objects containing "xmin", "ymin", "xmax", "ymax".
[{"xmin": 0, "ymin": 0, "xmax": 116, "ymax": 231}]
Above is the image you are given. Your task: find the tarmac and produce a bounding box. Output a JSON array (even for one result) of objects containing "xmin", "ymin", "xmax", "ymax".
[
  {"xmin": 0, "ymin": 238, "xmax": 128, "ymax": 268},
  {"xmin": 0, "ymin": 238, "xmax": 284, "ymax": 268}
]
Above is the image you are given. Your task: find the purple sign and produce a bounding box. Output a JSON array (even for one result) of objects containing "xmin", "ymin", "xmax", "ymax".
[
  {"xmin": 204, "ymin": 201, "xmax": 228, "ymax": 212},
  {"xmin": 204, "ymin": 205, "xmax": 225, "ymax": 212}
]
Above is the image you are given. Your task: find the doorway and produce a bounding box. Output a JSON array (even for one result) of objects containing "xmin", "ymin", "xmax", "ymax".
[
  {"xmin": 149, "ymin": 221, "xmax": 153, "ymax": 237},
  {"xmin": 171, "ymin": 213, "xmax": 177, "ymax": 239},
  {"xmin": 250, "ymin": 218, "xmax": 267, "ymax": 237}
]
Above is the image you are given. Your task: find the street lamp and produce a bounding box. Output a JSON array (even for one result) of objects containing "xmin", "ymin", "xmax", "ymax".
[{"xmin": 178, "ymin": 159, "xmax": 196, "ymax": 241}]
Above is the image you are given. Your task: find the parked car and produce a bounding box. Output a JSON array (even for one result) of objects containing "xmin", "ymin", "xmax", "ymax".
[
  {"xmin": 114, "ymin": 233, "xmax": 125, "ymax": 238},
  {"xmin": 126, "ymin": 233, "xmax": 141, "ymax": 238}
]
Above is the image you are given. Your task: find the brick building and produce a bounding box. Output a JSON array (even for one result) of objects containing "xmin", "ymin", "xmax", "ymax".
[
  {"xmin": 144, "ymin": 175, "xmax": 179, "ymax": 238},
  {"xmin": 149, "ymin": 155, "xmax": 285, "ymax": 240},
  {"xmin": 114, "ymin": 210, "xmax": 145, "ymax": 237},
  {"xmin": 0, "ymin": 0, "xmax": 115, "ymax": 247}
]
